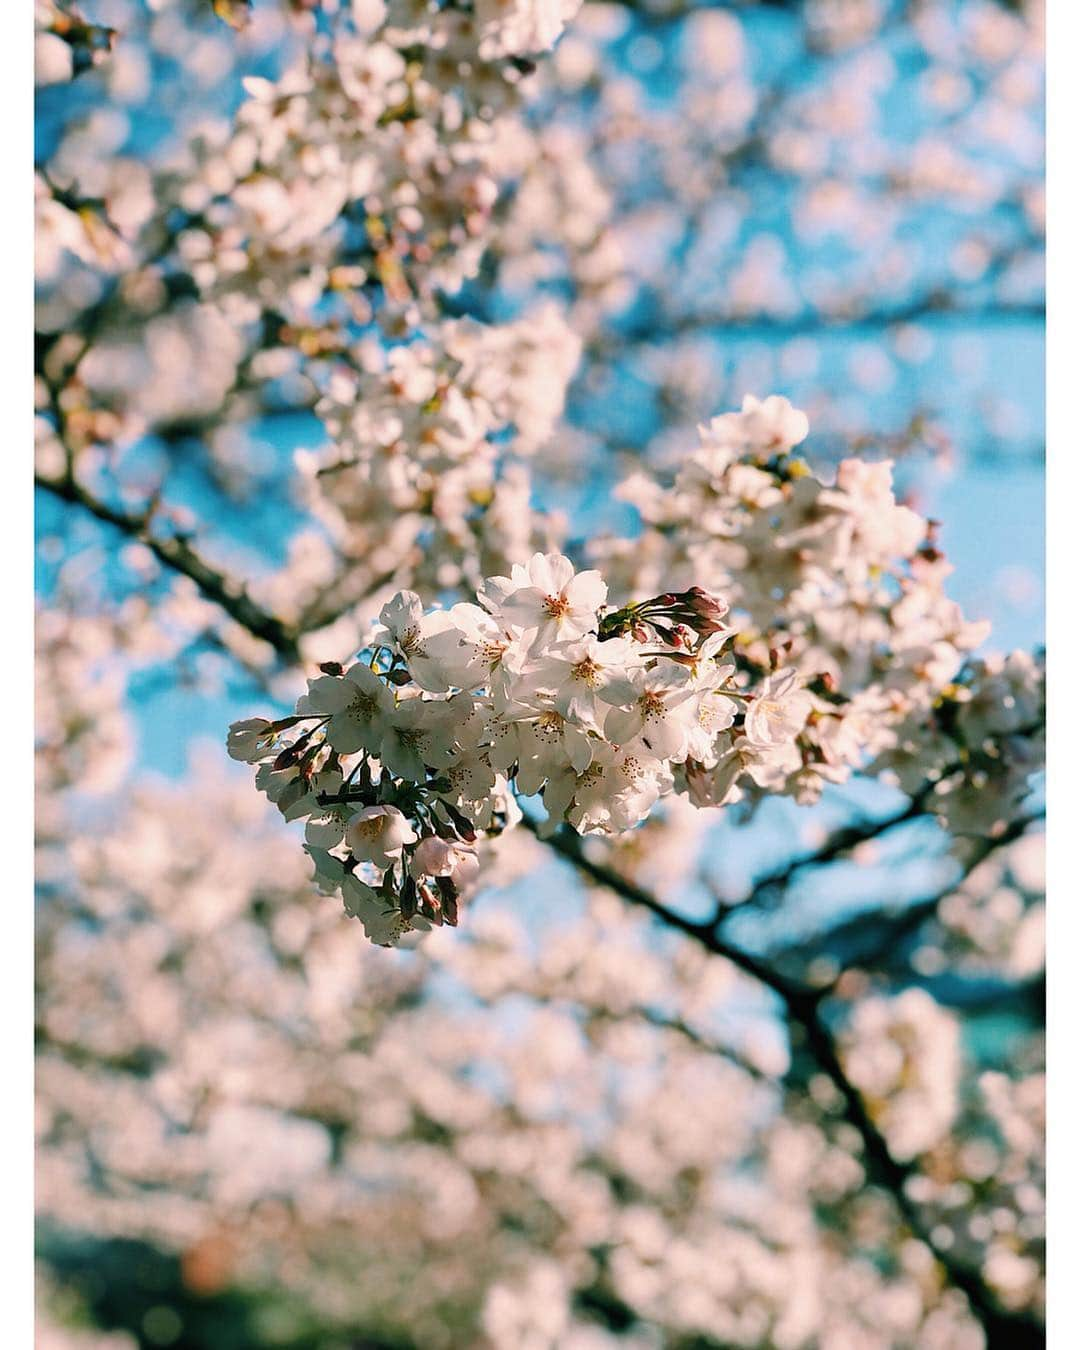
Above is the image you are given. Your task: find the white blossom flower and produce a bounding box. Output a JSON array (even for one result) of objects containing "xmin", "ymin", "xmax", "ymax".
[
  {"xmin": 670, "ymin": 632, "xmax": 737, "ymax": 690},
  {"xmin": 475, "ymin": 0, "xmax": 583, "ymax": 59},
  {"xmin": 601, "ymin": 662, "xmax": 699, "ymax": 761},
  {"xmin": 379, "ymin": 698, "xmax": 459, "ymax": 781},
  {"xmin": 742, "ymin": 669, "xmax": 812, "ymax": 748},
  {"xmin": 544, "ymin": 741, "xmax": 673, "ymax": 834},
  {"xmin": 345, "ymin": 804, "xmax": 418, "ymax": 871},
  {"xmin": 683, "ymin": 689, "xmax": 739, "ymax": 764},
  {"xmin": 255, "ymin": 763, "xmax": 319, "ymax": 820},
  {"xmin": 517, "ymin": 634, "xmax": 635, "ymax": 731},
  {"xmin": 439, "ymin": 745, "xmax": 499, "ymax": 809},
  {"xmin": 303, "ymin": 771, "xmax": 353, "ymax": 849},
  {"xmin": 683, "ymin": 738, "xmax": 745, "ymax": 808},
  {"xmin": 301, "ymin": 664, "xmax": 393, "ymax": 755},
  {"xmin": 496, "ymin": 553, "xmax": 607, "ymax": 651},
  {"xmin": 703, "ymin": 394, "xmax": 809, "ymax": 455},
  {"xmin": 419, "ymin": 602, "xmax": 526, "ymax": 699},
  {"xmin": 490, "ymin": 707, "xmax": 595, "ymax": 795},
  {"xmin": 376, "ymin": 591, "xmax": 459, "ymax": 692}
]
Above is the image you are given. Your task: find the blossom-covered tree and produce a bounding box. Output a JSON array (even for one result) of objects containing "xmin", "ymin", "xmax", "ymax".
[{"xmin": 36, "ymin": 0, "xmax": 1044, "ymax": 1346}]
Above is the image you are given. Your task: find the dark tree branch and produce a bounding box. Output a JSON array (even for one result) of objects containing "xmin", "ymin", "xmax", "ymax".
[
  {"xmin": 528, "ymin": 815, "xmax": 1044, "ymax": 1348},
  {"xmin": 729, "ymin": 791, "xmax": 934, "ymax": 911},
  {"xmin": 788, "ymin": 811, "xmax": 1045, "ymax": 973},
  {"xmin": 523, "ymin": 816, "xmax": 819, "ymax": 1004},
  {"xmin": 603, "ymin": 299, "xmax": 1045, "ymax": 351},
  {"xmin": 35, "ymin": 470, "xmax": 303, "ymax": 663}
]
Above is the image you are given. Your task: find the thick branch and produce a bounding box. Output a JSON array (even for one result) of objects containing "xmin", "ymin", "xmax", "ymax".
[
  {"xmin": 523, "ymin": 817, "xmax": 817, "ymax": 1006},
  {"xmin": 530, "ymin": 817, "xmax": 1043, "ymax": 1348},
  {"xmin": 36, "ymin": 470, "xmax": 302, "ymax": 662}
]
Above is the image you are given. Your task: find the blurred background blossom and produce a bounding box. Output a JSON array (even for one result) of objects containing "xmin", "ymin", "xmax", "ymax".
[{"xmin": 35, "ymin": 0, "xmax": 1043, "ymax": 1346}]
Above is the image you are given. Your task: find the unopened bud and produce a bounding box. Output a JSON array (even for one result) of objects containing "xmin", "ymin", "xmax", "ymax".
[
  {"xmin": 273, "ymin": 731, "xmax": 311, "ymax": 770},
  {"xmin": 685, "ymin": 587, "xmax": 730, "ymax": 634}
]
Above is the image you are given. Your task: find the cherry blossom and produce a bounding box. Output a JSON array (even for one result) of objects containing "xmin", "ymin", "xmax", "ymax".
[
  {"xmin": 35, "ymin": 0, "xmax": 1045, "ymax": 1342},
  {"xmin": 497, "ymin": 552, "xmax": 609, "ymax": 650},
  {"xmin": 346, "ymin": 804, "xmax": 418, "ymax": 871}
]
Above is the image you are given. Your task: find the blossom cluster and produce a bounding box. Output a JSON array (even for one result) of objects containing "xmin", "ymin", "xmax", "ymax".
[
  {"xmin": 596, "ymin": 395, "xmax": 1043, "ymax": 830},
  {"xmin": 301, "ymin": 306, "xmax": 581, "ymax": 600},
  {"xmin": 871, "ymin": 649, "xmax": 1045, "ymax": 836},
  {"xmin": 230, "ymin": 557, "xmax": 756, "ymax": 943},
  {"xmin": 34, "ymin": 0, "xmax": 601, "ymax": 524},
  {"xmin": 38, "ymin": 0, "xmax": 1045, "ymax": 1339},
  {"xmin": 231, "ymin": 394, "xmax": 1045, "ymax": 944},
  {"xmin": 173, "ymin": 0, "xmax": 581, "ymax": 324}
]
